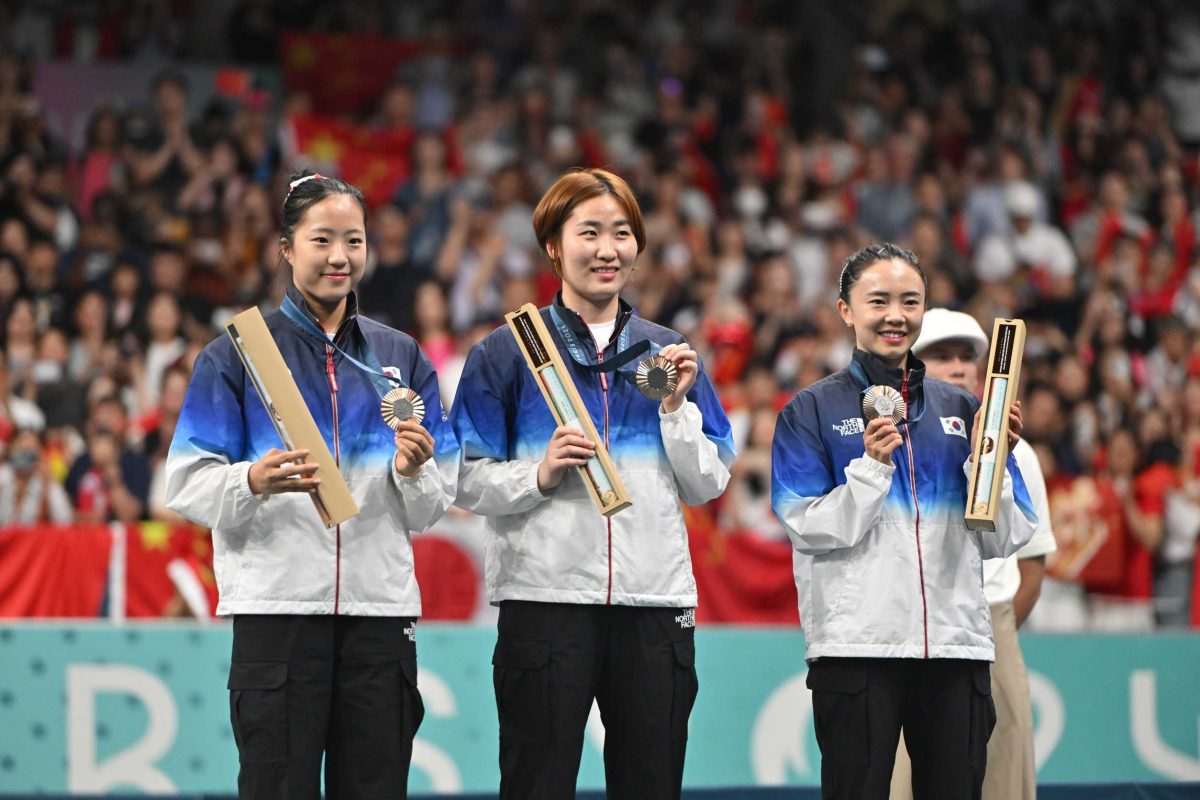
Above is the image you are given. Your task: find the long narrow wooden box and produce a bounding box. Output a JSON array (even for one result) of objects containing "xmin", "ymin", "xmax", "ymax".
[
  {"xmin": 226, "ymin": 307, "xmax": 359, "ymax": 528},
  {"xmin": 965, "ymin": 318, "xmax": 1026, "ymax": 531},
  {"xmin": 505, "ymin": 304, "xmax": 632, "ymax": 517}
]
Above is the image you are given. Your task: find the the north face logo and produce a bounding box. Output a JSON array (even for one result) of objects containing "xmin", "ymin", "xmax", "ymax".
[
  {"xmin": 675, "ymin": 609, "xmax": 695, "ymax": 629},
  {"xmin": 404, "ymin": 625, "xmax": 416, "ymax": 642},
  {"xmin": 832, "ymin": 418, "xmax": 865, "ymax": 437},
  {"xmin": 941, "ymin": 416, "xmax": 967, "ymax": 439}
]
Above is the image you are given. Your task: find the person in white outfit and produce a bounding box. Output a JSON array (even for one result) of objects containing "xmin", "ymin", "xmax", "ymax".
[{"xmin": 890, "ymin": 308, "xmax": 1058, "ymax": 800}]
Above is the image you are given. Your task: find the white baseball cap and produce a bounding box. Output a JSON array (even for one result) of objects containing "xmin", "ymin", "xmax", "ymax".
[
  {"xmin": 1004, "ymin": 181, "xmax": 1040, "ymax": 218},
  {"xmin": 913, "ymin": 308, "xmax": 989, "ymax": 359}
]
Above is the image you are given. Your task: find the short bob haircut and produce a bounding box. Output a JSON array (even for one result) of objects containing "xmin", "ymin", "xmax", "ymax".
[{"xmin": 532, "ymin": 168, "xmax": 647, "ymax": 278}]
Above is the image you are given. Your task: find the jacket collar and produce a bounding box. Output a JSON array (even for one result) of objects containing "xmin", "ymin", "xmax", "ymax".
[
  {"xmin": 552, "ymin": 292, "xmax": 634, "ymax": 348},
  {"xmin": 850, "ymin": 347, "xmax": 925, "ymax": 392},
  {"xmin": 286, "ymin": 284, "xmax": 360, "ymax": 343}
]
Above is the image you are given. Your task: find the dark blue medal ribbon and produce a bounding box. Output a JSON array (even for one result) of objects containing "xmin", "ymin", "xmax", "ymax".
[
  {"xmin": 547, "ymin": 304, "xmax": 659, "ymax": 375},
  {"xmin": 279, "ymin": 295, "xmax": 406, "ymax": 400}
]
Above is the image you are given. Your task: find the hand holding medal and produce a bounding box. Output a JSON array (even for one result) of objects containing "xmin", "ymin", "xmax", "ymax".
[
  {"xmin": 381, "ymin": 387, "xmax": 425, "ymax": 429},
  {"xmin": 635, "ymin": 356, "xmax": 678, "ymax": 401},
  {"xmin": 862, "ymin": 385, "xmax": 905, "ymax": 465},
  {"xmin": 384, "ymin": 388, "xmax": 434, "ymax": 478},
  {"xmin": 647, "ymin": 343, "xmax": 698, "ymax": 412}
]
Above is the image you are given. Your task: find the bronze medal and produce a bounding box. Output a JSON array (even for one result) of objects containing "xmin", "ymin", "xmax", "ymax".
[
  {"xmin": 636, "ymin": 355, "xmax": 679, "ymax": 401},
  {"xmin": 862, "ymin": 384, "xmax": 906, "ymax": 424},
  {"xmin": 381, "ymin": 387, "xmax": 425, "ymax": 429}
]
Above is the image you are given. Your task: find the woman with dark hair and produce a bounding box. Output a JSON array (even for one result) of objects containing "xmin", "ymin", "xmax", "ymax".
[
  {"xmin": 451, "ymin": 168, "xmax": 735, "ymax": 799},
  {"xmin": 165, "ymin": 171, "xmax": 458, "ymax": 799},
  {"xmin": 75, "ymin": 104, "xmax": 123, "ymax": 221},
  {"xmin": 771, "ymin": 243, "xmax": 1039, "ymax": 799}
]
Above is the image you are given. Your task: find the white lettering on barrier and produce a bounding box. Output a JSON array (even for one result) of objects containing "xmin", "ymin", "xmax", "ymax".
[
  {"xmin": 750, "ymin": 671, "xmax": 814, "ymax": 783},
  {"xmin": 66, "ymin": 664, "xmax": 178, "ymax": 792},
  {"xmin": 1027, "ymin": 669, "xmax": 1064, "ymax": 770},
  {"xmin": 1130, "ymin": 669, "xmax": 1200, "ymax": 779},
  {"xmin": 410, "ymin": 669, "xmax": 463, "ymax": 791}
]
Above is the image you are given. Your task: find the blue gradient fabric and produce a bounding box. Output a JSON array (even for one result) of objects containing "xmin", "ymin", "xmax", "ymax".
[
  {"xmin": 165, "ymin": 290, "xmax": 459, "ymax": 617},
  {"xmin": 771, "ymin": 349, "xmax": 1038, "ymax": 661},
  {"xmin": 450, "ymin": 299, "xmax": 735, "ymax": 607}
]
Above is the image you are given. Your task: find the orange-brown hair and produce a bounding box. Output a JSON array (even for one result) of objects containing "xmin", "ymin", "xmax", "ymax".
[{"xmin": 532, "ymin": 168, "xmax": 646, "ymax": 278}]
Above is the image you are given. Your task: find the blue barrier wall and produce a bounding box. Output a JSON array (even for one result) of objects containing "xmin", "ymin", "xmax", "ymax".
[{"xmin": 1, "ymin": 624, "xmax": 1198, "ymax": 793}]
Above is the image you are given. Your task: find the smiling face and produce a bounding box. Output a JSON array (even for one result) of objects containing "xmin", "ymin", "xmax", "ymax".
[
  {"xmin": 281, "ymin": 194, "xmax": 366, "ymax": 326},
  {"xmin": 837, "ymin": 257, "xmax": 926, "ymax": 367},
  {"xmin": 547, "ymin": 194, "xmax": 638, "ymax": 321}
]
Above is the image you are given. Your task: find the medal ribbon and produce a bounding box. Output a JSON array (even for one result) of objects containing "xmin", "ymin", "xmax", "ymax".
[
  {"xmin": 280, "ymin": 295, "xmax": 407, "ymax": 400},
  {"xmin": 547, "ymin": 304, "xmax": 660, "ymax": 375}
]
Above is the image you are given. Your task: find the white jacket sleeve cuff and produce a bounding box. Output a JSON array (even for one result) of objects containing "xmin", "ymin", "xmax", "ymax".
[
  {"xmin": 855, "ymin": 455, "xmax": 897, "ymax": 482},
  {"xmin": 658, "ymin": 399, "xmax": 690, "ymax": 422},
  {"xmin": 240, "ymin": 461, "xmax": 267, "ymax": 505},
  {"xmin": 658, "ymin": 398, "xmax": 732, "ymax": 505},
  {"xmin": 524, "ymin": 461, "xmax": 547, "ymax": 502},
  {"xmin": 391, "ymin": 457, "xmax": 427, "ymax": 485}
]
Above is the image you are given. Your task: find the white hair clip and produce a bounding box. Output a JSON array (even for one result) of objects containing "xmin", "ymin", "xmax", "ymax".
[{"xmin": 285, "ymin": 173, "xmax": 326, "ymax": 199}]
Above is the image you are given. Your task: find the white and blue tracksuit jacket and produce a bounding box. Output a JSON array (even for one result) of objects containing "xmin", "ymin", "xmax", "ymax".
[
  {"xmin": 450, "ymin": 296, "xmax": 735, "ymax": 607},
  {"xmin": 771, "ymin": 349, "xmax": 1038, "ymax": 661},
  {"xmin": 165, "ymin": 288, "xmax": 459, "ymax": 617}
]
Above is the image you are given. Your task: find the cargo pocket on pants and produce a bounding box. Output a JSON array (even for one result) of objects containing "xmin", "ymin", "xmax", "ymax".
[
  {"xmin": 228, "ymin": 661, "xmax": 288, "ymax": 764},
  {"xmin": 806, "ymin": 661, "xmax": 869, "ymax": 766},
  {"xmin": 670, "ymin": 638, "xmax": 699, "ymax": 742},
  {"xmin": 969, "ymin": 663, "xmax": 996, "ymax": 769},
  {"xmin": 492, "ymin": 638, "xmax": 550, "ymax": 744}
]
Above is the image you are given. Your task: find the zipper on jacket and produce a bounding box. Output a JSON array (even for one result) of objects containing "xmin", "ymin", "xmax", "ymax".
[
  {"xmin": 326, "ymin": 344, "xmax": 342, "ymax": 616},
  {"xmin": 587, "ymin": 329, "xmax": 615, "ymax": 605},
  {"xmin": 901, "ymin": 372, "xmax": 929, "ymax": 658},
  {"xmin": 599, "ymin": 348, "xmax": 614, "ymax": 605}
]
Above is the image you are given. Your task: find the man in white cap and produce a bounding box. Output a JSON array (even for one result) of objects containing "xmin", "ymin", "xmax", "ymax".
[
  {"xmin": 973, "ymin": 181, "xmax": 1076, "ymax": 298},
  {"xmin": 890, "ymin": 308, "xmax": 1057, "ymax": 800}
]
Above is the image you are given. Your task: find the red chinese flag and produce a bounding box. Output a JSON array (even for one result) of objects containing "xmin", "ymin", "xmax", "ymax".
[
  {"xmin": 685, "ymin": 507, "xmax": 799, "ymax": 625},
  {"xmin": 288, "ymin": 114, "xmax": 358, "ymax": 166},
  {"xmin": 280, "ymin": 31, "xmax": 424, "ymax": 116},
  {"xmin": 338, "ymin": 150, "xmax": 410, "ymax": 207},
  {"xmin": 0, "ymin": 525, "xmax": 111, "ymax": 617},
  {"xmin": 125, "ymin": 522, "xmax": 216, "ymax": 618},
  {"xmin": 287, "ymin": 115, "xmax": 412, "ymax": 207}
]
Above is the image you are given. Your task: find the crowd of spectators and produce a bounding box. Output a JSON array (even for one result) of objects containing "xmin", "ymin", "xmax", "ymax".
[{"xmin": 2, "ymin": 0, "xmax": 1200, "ymax": 629}]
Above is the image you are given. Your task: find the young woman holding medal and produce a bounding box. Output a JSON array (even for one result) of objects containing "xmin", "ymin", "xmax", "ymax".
[
  {"xmin": 165, "ymin": 171, "xmax": 458, "ymax": 799},
  {"xmin": 450, "ymin": 168, "xmax": 735, "ymax": 799},
  {"xmin": 770, "ymin": 243, "xmax": 1039, "ymax": 800}
]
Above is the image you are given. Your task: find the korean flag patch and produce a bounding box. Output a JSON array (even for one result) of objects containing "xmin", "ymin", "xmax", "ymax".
[
  {"xmin": 941, "ymin": 416, "xmax": 967, "ymax": 439},
  {"xmin": 382, "ymin": 366, "xmax": 404, "ymax": 387}
]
